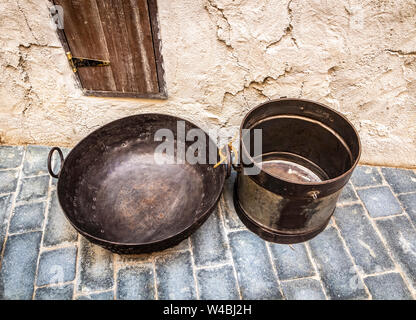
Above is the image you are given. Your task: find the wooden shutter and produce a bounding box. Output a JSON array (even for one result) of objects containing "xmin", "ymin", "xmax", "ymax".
[{"xmin": 53, "ymin": 0, "xmax": 167, "ymax": 99}]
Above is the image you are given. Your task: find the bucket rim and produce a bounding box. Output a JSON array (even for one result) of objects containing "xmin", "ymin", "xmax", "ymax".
[{"xmin": 239, "ymin": 98, "xmax": 362, "ymax": 188}]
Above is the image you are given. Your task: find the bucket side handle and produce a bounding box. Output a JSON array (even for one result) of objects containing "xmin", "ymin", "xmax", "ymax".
[{"xmin": 47, "ymin": 147, "xmax": 64, "ymax": 179}]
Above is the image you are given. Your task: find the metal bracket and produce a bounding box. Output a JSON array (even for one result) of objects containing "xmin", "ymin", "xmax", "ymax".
[{"xmin": 66, "ymin": 52, "xmax": 110, "ymax": 73}]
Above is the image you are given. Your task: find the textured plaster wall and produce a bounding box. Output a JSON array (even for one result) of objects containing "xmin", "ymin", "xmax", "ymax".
[{"xmin": 0, "ymin": 0, "xmax": 415, "ymax": 167}]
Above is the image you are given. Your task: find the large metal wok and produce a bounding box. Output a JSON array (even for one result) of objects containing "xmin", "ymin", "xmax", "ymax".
[{"xmin": 48, "ymin": 114, "xmax": 227, "ymax": 254}]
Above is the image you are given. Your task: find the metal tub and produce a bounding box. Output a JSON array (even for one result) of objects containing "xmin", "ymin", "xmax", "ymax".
[{"xmin": 234, "ymin": 98, "xmax": 361, "ymax": 243}]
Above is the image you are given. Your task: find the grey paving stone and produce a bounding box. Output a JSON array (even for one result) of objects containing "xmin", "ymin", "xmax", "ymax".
[
  {"xmin": 155, "ymin": 250, "xmax": 196, "ymax": 300},
  {"xmin": 196, "ymin": 265, "xmax": 239, "ymax": 300},
  {"xmin": 220, "ymin": 171, "xmax": 245, "ymax": 230},
  {"xmin": 76, "ymin": 291, "xmax": 114, "ymax": 300},
  {"xmin": 357, "ymin": 186, "xmax": 402, "ymax": 218},
  {"xmin": 37, "ymin": 246, "xmax": 77, "ymax": 286},
  {"xmin": 0, "ymin": 169, "xmax": 19, "ymax": 194},
  {"xmin": 351, "ymin": 166, "xmax": 383, "ymax": 188},
  {"xmin": 0, "ymin": 146, "xmax": 24, "ymax": 169},
  {"xmin": 0, "ymin": 194, "xmax": 12, "ymax": 253},
  {"xmin": 308, "ymin": 226, "xmax": 368, "ymax": 299},
  {"xmin": 191, "ymin": 209, "xmax": 229, "ymax": 267},
  {"xmin": 398, "ymin": 192, "xmax": 416, "ymax": 226},
  {"xmin": 170, "ymin": 238, "xmax": 191, "ymax": 251},
  {"xmin": 35, "ymin": 284, "xmax": 74, "ymax": 300},
  {"xmin": 376, "ymin": 215, "xmax": 416, "ymax": 289},
  {"xmin": 16, "ymin": 175, "xmax": 49, "ymax": 202},
  {"xmin": 43, "ymin": 190, "xmax": 78, "ymax": 246},
  {"xmin": 334, "ymin": 204, "xmax": 394, "ymax": 274},
  {"xmin": 381, "ymin": 167, "xmax": 416, "ymax": 194},
  {"xmin": 117, "ymin": 265, "xmax": 155, "ymax": 300},
  {"xmin": 77, "ymin": 237, "xmax": 114, "ymax": 293},
  {"xmin": 338, "ymin": 182, "xmax": 358, "ymax": 204},
  {"xmin": 116, "ymin": 238, "xmax": 189, "ymax": 265},
  {"xmin": 281, "ymin": 278, "xmax": 326, "ymax": 300},
  {"xmin": 228, "ymin": 230, "xmax": 282, "ymax": 300},
  {"xmin": 364, "ymin": 273, "xmax": 413, "ymax": 300},
  {"xmin": 269, "ymin": 243, "xmax": 315, "ymax": 280},
  {"xmin": 22, "ymin": 145, "xmax": 50, "ymax": 177},
  {"xmin": 9, "ymin": 202, "xmax": 45, "ymax": 234},
  {"xmin": 0, "ymin": 232, "xmax": 42, "ymax": 299}
]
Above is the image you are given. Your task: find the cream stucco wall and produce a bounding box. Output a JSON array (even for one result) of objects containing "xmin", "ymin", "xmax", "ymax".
[{"xmin": 0, "ymin": 0, "xmax": 415, "ymax": 167}]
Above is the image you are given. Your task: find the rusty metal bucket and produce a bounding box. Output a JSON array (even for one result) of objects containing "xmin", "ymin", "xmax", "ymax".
[{"xmin": 233, "ymin": 98, "xmax": 361, "ymax": 243}]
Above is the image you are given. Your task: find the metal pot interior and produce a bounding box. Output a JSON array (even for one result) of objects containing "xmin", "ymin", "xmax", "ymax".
[{"xmin": 241, "ymin": 99, "xmax": 360, "ymax": 184}]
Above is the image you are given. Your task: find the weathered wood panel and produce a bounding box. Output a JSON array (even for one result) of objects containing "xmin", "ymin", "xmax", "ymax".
[{"xmin": 54, "ymin": 0, "xmax": 161, "ymax": 96}]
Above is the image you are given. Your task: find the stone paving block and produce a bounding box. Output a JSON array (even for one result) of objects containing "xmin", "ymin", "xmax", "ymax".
[
  {"xmin": 196, "ymin": 265, "xmax": 239, "ymax": 300},
  {"xmin": 9, "ymin": 202, "xmax": 45, "ymax": 234},
  {"xmin": 357, "ymin": 186, "xmax": 402, "ymax": 218},
  {"xmin": 22, "ymin": 145, "xmax": 50, "ymax": 177},
  {"xmin": 77, "ymin": 237, "xmax": 114, "ymax": 293},
  {"xmin": 0, "ymin": 194, "xmax": 12, "ymax": 252},
  {"xmin": 0, "ymin": 169, "xmax": 19, "ymax": 194},
  {"xmin": 308, "ymin": 227, "xmax": 368, "ymax": 300},
  {"xmin": 398, "ymin": 193, "xmax": 416, "ymax": 226},
  {"xmin": 220, "ymin": 171, "xmax": 246, "ymax": 230},
  {"xmin": 228, "ymin": 230, "xmax": 282, "ymax": 300},
  {"xmin": 76, "ymin": 291, "xmax": 114, "ymax": 300},
  {"xmin": 281, "ymin": 278, "xmax": 326, "ymax": 300},
  {"xmin": 334, "ymin": 204, "xmax": 394, "ymax": 274},
  {"xmin": 170, "ymin": 238, "xmax": 191, "ymax": 251},
  {"xmin": 0, "ymin": 231, "xmax": 42, "ymax": 299},
  {"xmin": 4, "ymin": 147, "xmax": 416, "ymax": 301},
  {"xmin": 376, "ymin": 215, "xmax": 416, "ymax": 289},
  {"xmin": 16, "ymin": 175, "xmax": 49, "ymax": 202},
  {"xmin": 381, "ymin": 167, "xmax": 416, "ymax": 194},
  {"xmin": 117, "ymin": 264, "xmax": 155, "ymax": 300},
  {"xmin": 269, "ymin": 243, "xmax": 315, "ymax": 280},
  {"xmin": 364, "ymin": 273, "xmax": 413, "ymax": 300},
  {"xmin": 43, "ymin": 190, "xmax": 78, "ymax": 246},
  {"xmin": 37, "ymin": 246, "xmax": 77, "ymax": 286},
  {"xmin": 35, "ymin": 284, "xmax": 74, "ymax": 300},
  {"xmin": 116, "ymin": 238, "xmax": 189, "ymax": 265},
  {"xmin": 351, "ymin": 166, "xmax": 383, "ymax": 188},
  {"xmin": 155, "ymin": 250, "xmax": 197, "ymax": 300},
  {"xmin": 0, "ymin": 146, "xmax": 24, "ymax": 169},
  {"xmin": 191, "ymin": 209, "xmax": 229, "ymax": 267},
  {"xmin": 338, "ymin": 182, "xmax": 358, "ymax": 204}
]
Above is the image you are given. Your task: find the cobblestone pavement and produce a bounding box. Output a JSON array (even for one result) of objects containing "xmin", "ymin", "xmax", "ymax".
[{"xmin": 1, "ymin": 145, "xmax": 416, "ymax": 300}]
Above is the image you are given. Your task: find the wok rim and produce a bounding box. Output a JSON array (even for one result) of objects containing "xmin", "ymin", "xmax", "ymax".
[{"xmin": 56, "ymin": 113, "xmax": 226, "ymax": 249}]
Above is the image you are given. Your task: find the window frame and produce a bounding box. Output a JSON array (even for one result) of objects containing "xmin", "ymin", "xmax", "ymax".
[{"xmin": 53, "ymin": 0, "xmax": 168, "ymax": 99}]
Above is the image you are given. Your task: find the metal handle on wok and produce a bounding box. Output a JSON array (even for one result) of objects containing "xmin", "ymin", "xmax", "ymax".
[
  {"xmin": 214, "ymin": 142, "xmax": 240, "ymax": 179},
  {"xmin": 47, "ymin": 147, "xmax": 64, "ymax": 179}
]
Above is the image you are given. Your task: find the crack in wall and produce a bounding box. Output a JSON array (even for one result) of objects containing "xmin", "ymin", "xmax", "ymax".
[
  {"xmin": 205, "ymin": 0, "xmax": 300, "ymax": 112},
  {"xmin": 16, "ymin": 47, "xmax": 37, "ymax": 142},
  {"xmin": 205, "ymin": 0, "xmax": 250, "ymax": 108},
  {"xmin": 386, "ymin": 49, "xmax": 416, "ymax": 56},
  {"xmin": 206, "ymin": 0, "xmax": 231, "ymax": 45},
  {"xmin": 286, "ymin": 0, "xmax": 299, "ymax": 48},
  {"xmin": 16, "ymin": 0, "xmax": 41, "ymax": 45},
  {"xmin": 205, "ymin": 0, "xmax": 250, "ymax": 78},
  {"xmin": 266, "ymin": 0, "xmax": 298, "ymax": 49}
]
